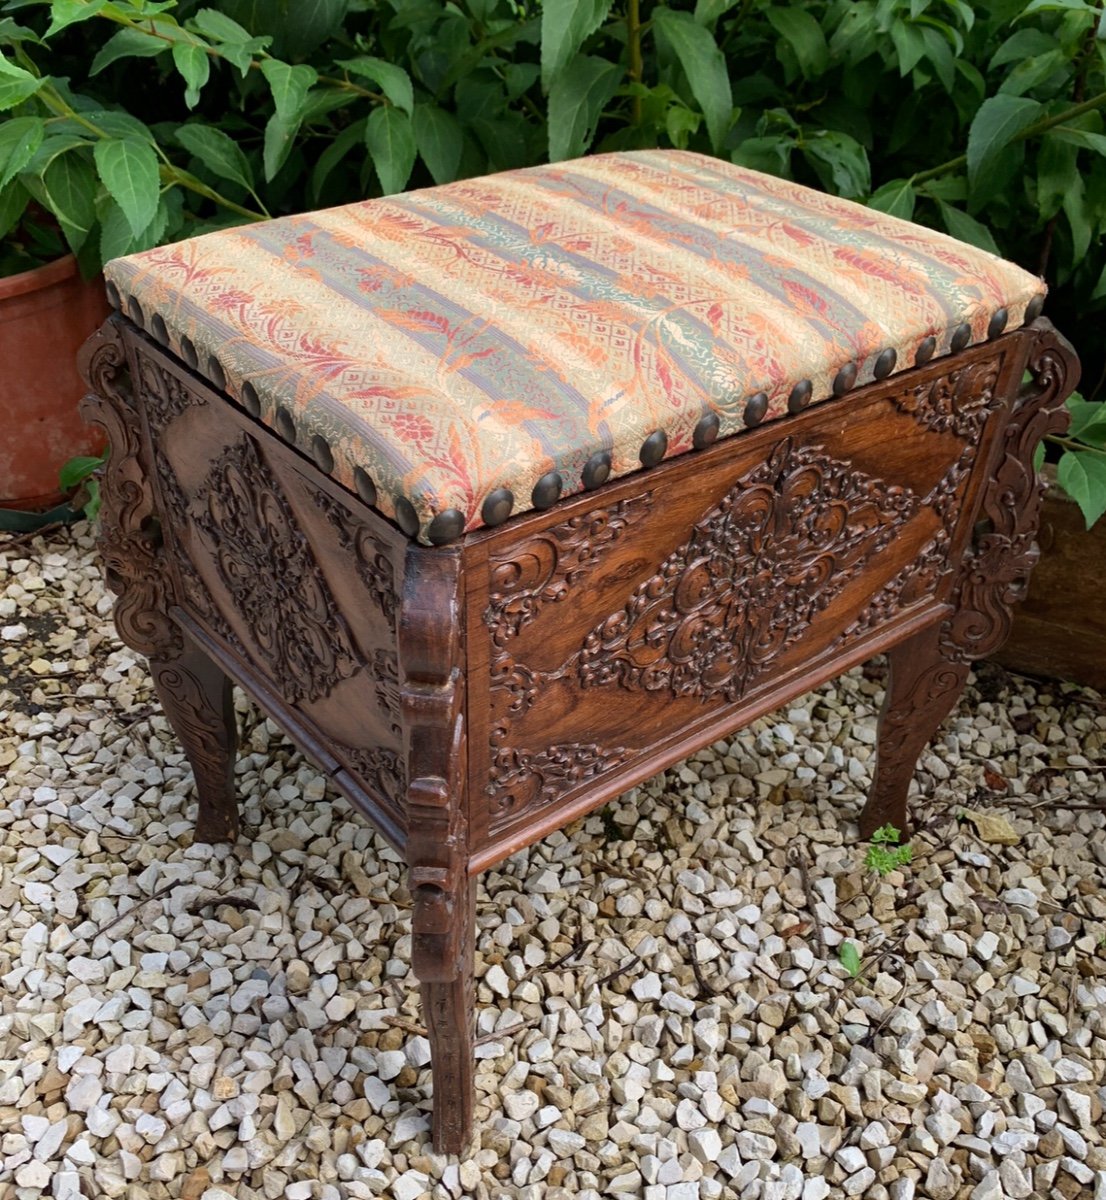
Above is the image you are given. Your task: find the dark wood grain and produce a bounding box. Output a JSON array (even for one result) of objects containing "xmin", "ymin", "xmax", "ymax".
[{"xmin": 82, "ymin": 312, "xmax": 1080, "ymax": 1154}]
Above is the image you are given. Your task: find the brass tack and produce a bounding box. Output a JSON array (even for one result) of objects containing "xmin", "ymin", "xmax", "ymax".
[
  {"xmin": 693, "ymin": 412, "xmax": 720, "ymax": 449},
  {"xmin": 582, "ymin": 450, "xmax": 611, "ymax": 490},
  {"xmin": 126, "ymin": 296, "xmax": 144, "ymax": 327},
  {"xmin": 915, "ymin": 336, "xmax": 937, "ymax": 366},
  {"xmin": 394, "ymin": 497, "xmax": 420, "ymax": 537},
  {"xmin": 427, "ymin": 508, "xmax": 465, "ymax": 545},
  {"xmin": 987, "ymin": 308, "xmax": 1009, "ymax": 340},
  {"xmin": 150, "ymin": 313, "xmax": 169, "ymax": 346},
  {"xmin": 873, "ymin": 347, "xmax": 897, "ymax": 380},
  {"xmin": 788, "ymin": 380, "xmax": 812, "ymax": 414},
  {"xmin": 275, "ymin": 406, "xmax": 296, "ymax": 443},
  {"xmin": 311, "ymin": 435, "xmax": 334, "ymax": 474},
  {"xmin": 744, "ymin": 392, "xmax": 768, "ymax": 427},
  {"xmin": 354, "ymin": 466, "xmax": 377, "ymax": 506},
  {"xmin": 951, "ymin": 322, "xmax": 972, "ymax": 353},
  {"xmin": 531, "ymin": 471, "xmax": 563, "ymax": 509},
  {"xmin": 206, "ymin": 356, "xmax": 226, "ymax": 391},
  {"xmin": 105, "ymin": 280, "xmax": 121, "ymax": 309},
  {"xmin": 179, "ymin": 335, "xmax": 198, "ymax": 369},
  {"xmin": 1024, "ymin": 294, "xmax": 1045, "ymax": 323},
  {"xmin": 639, "ymin": 429, "xmax": 668, "ymax": 468},
  {"xmin": 482, "ymin": 487, "xmax": 514, "ymax": 526},
  {"xmin": 241, "ymin": 381, "xmax": 261, "ymax": 418},
  {"xmin": 833, "ymin": 362, "xmax": 858, "ymax": 396}
]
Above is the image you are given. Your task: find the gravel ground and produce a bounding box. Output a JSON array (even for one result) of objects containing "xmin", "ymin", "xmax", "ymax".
[{"xmin": 2, "ymin": 524, "xmax": 1105, "ymax": 1200}]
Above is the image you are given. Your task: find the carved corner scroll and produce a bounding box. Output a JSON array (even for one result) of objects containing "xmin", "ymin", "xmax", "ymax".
[
  {"xmin": 400, "ymin": 547, "xmax": 468, "ymax": 983},
  {"xmin": 941, "ymin": 320, "xmax": 1080, "ymax": 662},
  {"xmin": 484, "ymin": 494, "xmax": 653, "ymax": 645},
  {"xmin": 79, "ymin": 319, "xmax": 182, "ymax": 661}
]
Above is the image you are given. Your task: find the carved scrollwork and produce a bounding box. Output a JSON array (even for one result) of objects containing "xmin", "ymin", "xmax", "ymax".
[
  {"xmin": 334, "ymin": 743, "xmax": 406, "ymax": 826},
  {"xmin": 488, "ymin": 735, "xmax": 630, "ymax": 830},
  {"xmin": 941, "ymin": 320, "xmax": 1080, "ymax": 662},
  {"xmin": 78, "ymin": 322, "xmax": 182, "ymax": 661},
  {"xmin": 191, "ymin": 435, "xmax": 360, "ymax": 705},
  {"xmin": 575, "ymin": 438, "xmax": 918, "ymax": 704},
  {"xmin": 312, "ymin": 486, "xmax": 398, "ymax": 624},
  {"xmin": 890, "ymin": 353, "xmax": 1002, "ymax": 438},
  {"xmin": 484, "ymin": 495, "xmax": 653, "ymax": 645},
  {"xmin": 135, "ymin": 350, "xmax": 205, "ymax": 435}
]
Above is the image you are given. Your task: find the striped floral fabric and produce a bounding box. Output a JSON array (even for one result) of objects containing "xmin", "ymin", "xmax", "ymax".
[{"xmin": 105, "ymin": 150, "xmax": 1045, "ymax": 544}]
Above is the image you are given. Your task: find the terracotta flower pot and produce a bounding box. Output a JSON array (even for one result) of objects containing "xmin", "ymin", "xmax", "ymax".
[{"xmin": 0, "ymin": 254, "xmax": 110, "ymax": 510}]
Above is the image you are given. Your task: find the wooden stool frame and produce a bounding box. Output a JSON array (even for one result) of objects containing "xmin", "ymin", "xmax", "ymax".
[{"xmin": 81, "ymin": 312, "xmax": 1079, "ymax": 1153}]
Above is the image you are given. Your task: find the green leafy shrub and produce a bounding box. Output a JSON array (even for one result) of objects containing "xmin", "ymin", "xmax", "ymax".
[
  {"xmin": 3, "ymin": 0, "xmax": 1104, "ymax": 513},
  {"xmin": 864, "ymin": 823, "xmax": 914, "ymax": 877}
]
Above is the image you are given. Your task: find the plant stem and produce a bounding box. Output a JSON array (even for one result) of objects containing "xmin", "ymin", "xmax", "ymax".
[
  {"xmin": 1045, "ymin": 435, "xmax": 1106, "ymax": 458},
  {"xmin": 160, "ymin": 167, "xmax": 266, "ymax": 221},
  {"xmin": 912, "ymin": 89, "xmax": 1106, "ymax": 186},
  {"xmin": 627, "ymin": 0, "xmax": 643, "ymax": 126}
]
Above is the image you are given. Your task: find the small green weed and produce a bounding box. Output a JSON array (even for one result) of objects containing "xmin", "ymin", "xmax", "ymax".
[
  {"xmin": 864, "ymin": 823, "xmax": 913, "ymax": 877},
  {"xmin": 838, "ymin": 941, "xmax": 862, "ymax": 978}
]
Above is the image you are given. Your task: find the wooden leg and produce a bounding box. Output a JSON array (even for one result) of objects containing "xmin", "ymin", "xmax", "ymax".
[
  {"xmin": 858, "ymin": 623, "xmax": 969, "ymax": 839},
  {"xmin": 151, "ymin": 639, "xmax": 240, "ymax": 843},
  {"xmin": 416, "ymin": 876, "xmax": 476, "ymax": 1155}
]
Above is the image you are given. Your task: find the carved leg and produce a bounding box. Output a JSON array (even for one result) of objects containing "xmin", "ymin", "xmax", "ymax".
[
  {"xmin": 859, "ymin": 624, "xmax": 969, "ymax": 839},
  {"xmin": 414, "ymin": 875, "xmax": 476, "ymax": 1154},
  {"xmin": 151, "ymin": 639, "xmax": 239, "ymax": 843}
]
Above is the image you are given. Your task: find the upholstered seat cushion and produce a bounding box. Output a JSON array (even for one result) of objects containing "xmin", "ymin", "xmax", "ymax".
[{"xmin": 105, "ymin": 150, "xmax": 1045, "ymax": 544}]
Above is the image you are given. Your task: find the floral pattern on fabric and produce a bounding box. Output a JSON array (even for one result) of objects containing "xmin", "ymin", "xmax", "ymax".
[{"xmin": 105, "ymin": 150, "xmax": 1045, "ymax": 543}]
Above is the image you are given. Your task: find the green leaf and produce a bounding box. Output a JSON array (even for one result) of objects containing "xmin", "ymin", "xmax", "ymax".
[
  {"xmin": 1062, "ymin": 173, "xmax": 1092, "ymax": 260},
  {"xmin": 45, "ymin": 0, "xmax": 108, "ymax": 37},
  {"xmin": 217, "ymin": 0, "xmax": 347, "ymax": 59},
  {"xmin": 189, "ymin": 8, "xmax": 256, "ymax": 44},
  {"xmin": 695, "ymin": 0, "xmax": 741, "ymax": 24},
  {"xmin": 337, "ymin": 55, "xmax": 413, "ymax": 116},
  {"xmin": 365, "ymin": 105, "xmax": 416, "ymax": 195},
  {"xmin": 1036, "ymin": 134, "xmax": 1079, "ymax": 220},
  {"xmin": 765, "ymin": 7, "xmax": 828, "ymax": 78},
  {"xmin": 540, "ymin": 0, "xmax": 611, "ymax": 91},
  {"xmin": 175, "ymin": 123, "xmax": 254, "ymax": 192},
  {"xmin": 1020, "ymin": 0, "xmax": 1097, "ymax": 12},
  {"xmin": 58, "ymin": 454, "xmax": 106, "ymax": 489},
  {"xmin": 989, "ymin": 28, "xmax": 1058, "ymax": 70},
  {"xmin": 890, "ymin": 19, "xmax": 926, "ymax": 76},
  {"xmin": 838, "ymin": 941, "xmax": 862, "ymax": 978},
  {"xmin": 1049, "ymin": 126, "xmax": 1106, "ymax": 156},
  {"xmin": 732, "ymin": 134, "xmax": 794, "ymax": 176},
  {"xmin": 1034, "ymin": 442, "xmax": 1046, "ymax": 472},
  {"xmin": 172, "ymin": 40, "xmax": 210, "ymax": 108},
  {"xmin": 937, "ymin": 199, "xmax": 1000, "ymax": 254},
  {"xmin": 548, "ymin": 53, "xmax": 621, "ymax": 162},
  {"xmin": 998, "ymin": 50, "xmax": 1069, "ymax": 97},
  {"xmin": 93, "ymin": 137, "xmax": 160, "ymax": 237},
  {"xmin": 0, "ymin": 115, "xmax": 43, "ymax": 189},
  {"xmin": 262, "ymin": 111, "xmax": 302, "ymax": 182},
  {"xmin": 91, "ymin": 27, "xmax": 167, "ymax": 73},
  {"xmin": 310, "ymin": 115, "xmax": 365, "ymax": 203},
  {"xmin": 0, "ymin": 54, "xmax": 43, "ymax": 110},
  {"xmin": 653, "ymin": 7, "xmax": 732, "ymax": 153},
  {"xmin": 1067, "ymin": 398, "xmax": 1106, "ymax": 447},
  {"xmin": 1057, "ymin": 449, "xmax": 1106, "ymax": 528},
  {"xmin": 868, "ymin": 178, "xmax": 916, "ymax": 220},
  {"xmin": 414, "ymin": 103, "xmax": 462, "ymax": 185},
  {"xmin": 966, "ymin": 94, "xmax": 1042, "ymax": 191},
  {"xmin": 803, "ymin": 130, "xmax": 871, "ymax": 199},
  {"xmin": 0, "ymin": 179, "xmax": 29, "ymax": 240},
  {"xmin": 42, "ymin": 151, "xmax": 96, "ymax": 248},
  {"xmin": 260, "ymin": 58, "xmax": 318, "ymax": 124}
]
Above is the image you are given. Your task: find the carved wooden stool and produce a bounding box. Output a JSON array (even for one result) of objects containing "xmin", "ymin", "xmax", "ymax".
[{"xmin": 80, "ymin": 151, "xmax": 1079, "ymax": 1153}]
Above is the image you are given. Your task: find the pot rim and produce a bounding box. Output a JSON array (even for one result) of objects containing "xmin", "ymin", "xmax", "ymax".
[{"xmin": 0, "ymin": 253, "xmax": 79, "ymax": 302}]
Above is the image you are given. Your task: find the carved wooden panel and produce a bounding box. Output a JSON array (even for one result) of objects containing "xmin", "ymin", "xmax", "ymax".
[
  {"xmin": 467, "ymin": 342, "xmax": 1018, "ymax": 849},
  {"xmin": 126, "ymin": 336, "xmax": 409, "ymax": 838}
]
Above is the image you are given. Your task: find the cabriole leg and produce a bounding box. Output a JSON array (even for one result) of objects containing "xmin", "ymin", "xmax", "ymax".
[
  {"xmin": 151, "ymin": 640, "xmax": 239, "ymax": 843},
  {"xmin": 859, "ymin": 624, "xmax": 969, "ymax": 839}
]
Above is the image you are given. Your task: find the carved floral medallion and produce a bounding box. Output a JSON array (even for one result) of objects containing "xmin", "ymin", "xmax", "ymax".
[
  {"xmin": 193, "ymin": 435, "xmax": 360, "ymax": 705},
  {"xmin": 575, "ymin": 438, "xmax": 918, "ymax": 704}
]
